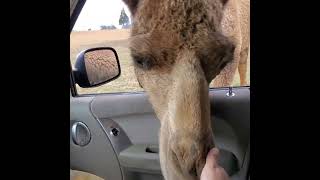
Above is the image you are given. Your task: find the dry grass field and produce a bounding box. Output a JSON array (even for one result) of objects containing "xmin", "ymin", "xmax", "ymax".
[{"xmin": 70, "ymin": 29, "xmax": 250, "ymax": 94}]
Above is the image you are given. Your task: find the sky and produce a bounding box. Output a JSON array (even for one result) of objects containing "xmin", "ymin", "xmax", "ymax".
[{"xmin": 73, "ymin": 0, "xmax": 131, "ymax": 31}]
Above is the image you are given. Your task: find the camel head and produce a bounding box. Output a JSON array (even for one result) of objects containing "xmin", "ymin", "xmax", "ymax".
[{"xmin": 122, "ymin": 0, "xmax": 234, "ymax": 179}]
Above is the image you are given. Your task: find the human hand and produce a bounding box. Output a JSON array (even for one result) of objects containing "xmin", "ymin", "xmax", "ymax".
[{"xmin": 200, "ymin": 148, "xmax": 230, "ymax": 180}]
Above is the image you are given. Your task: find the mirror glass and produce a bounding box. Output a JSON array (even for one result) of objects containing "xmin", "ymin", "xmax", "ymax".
[{"xmin": 84, "ymin": 49, "xmax": 120, "ymax": 86}]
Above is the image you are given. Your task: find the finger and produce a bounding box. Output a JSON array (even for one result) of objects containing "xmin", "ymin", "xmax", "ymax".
[{"xmin": 205, "ymin": 148, "xmax": 220, "ymax": 168}]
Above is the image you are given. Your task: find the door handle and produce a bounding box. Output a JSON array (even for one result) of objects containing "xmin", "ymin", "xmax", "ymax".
[{"xmin": 71, "ymin": 121, "xmax": 91, "ymax": 146}]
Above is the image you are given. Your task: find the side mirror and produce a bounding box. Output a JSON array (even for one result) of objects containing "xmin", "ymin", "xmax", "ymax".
[{"xmin": 73, "ymin": 47, "xmax": 121, "ymax": 88}]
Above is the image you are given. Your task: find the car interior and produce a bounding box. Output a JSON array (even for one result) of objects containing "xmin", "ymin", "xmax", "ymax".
[{"xmin": 70, "ymin": 0, "xmax": 250, "ymax": 180}]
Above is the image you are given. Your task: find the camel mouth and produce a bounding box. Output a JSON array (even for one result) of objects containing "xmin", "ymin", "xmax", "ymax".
[
  {"xmin": 169, "ymin": 134, "xmax": 214, "ymax": 178},
  {"xmin": 169, "ymin": 143, "xmax": 210, "ymax": 178},
  {"xmin": 169, "ymin": 146, "xmax": 198, "ymax": 177}
]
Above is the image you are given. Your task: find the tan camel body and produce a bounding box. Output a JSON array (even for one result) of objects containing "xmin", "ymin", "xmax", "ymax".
[
  {"xmin": 213, "ymin": 0, "xmax": 250, "ymax": 87},
  {"xmin": 121, "ymin": 0, "xmax": 250, "ymax": 179}
]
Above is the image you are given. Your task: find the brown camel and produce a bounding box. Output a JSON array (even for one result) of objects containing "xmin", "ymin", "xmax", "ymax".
[
  {"xmin": 121, "ymin": 0, "xmax": 250, "ymax": 179},
  {"xmin": 213, "ymin": 0, "xmax": 250, "ymax": 87}
]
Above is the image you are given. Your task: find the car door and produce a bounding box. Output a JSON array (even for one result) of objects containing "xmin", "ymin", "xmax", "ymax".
[{"xmin": 70, "ymin": 1, "xmax": 250, "ymax": 180}]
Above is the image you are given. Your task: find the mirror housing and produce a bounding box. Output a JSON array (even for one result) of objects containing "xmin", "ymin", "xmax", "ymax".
[{"xmin": 73, "ymin": 47, "xmax": 121, "ymax": 88}]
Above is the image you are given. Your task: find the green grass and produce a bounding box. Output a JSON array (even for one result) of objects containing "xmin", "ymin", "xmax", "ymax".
[{"xmin": 71, "ymin": 36, "xmax": 250, "ymax": 95}]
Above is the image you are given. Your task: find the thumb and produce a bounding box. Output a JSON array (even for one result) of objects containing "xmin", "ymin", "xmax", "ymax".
[{"xmin": 205, "ymin": 148, "xmax": 220, "ymax": 168}]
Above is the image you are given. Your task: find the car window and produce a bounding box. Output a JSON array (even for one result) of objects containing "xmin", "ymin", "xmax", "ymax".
[{"xmin": 70, "ymin": 0, "xmax": 250, "ymax": 95}]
